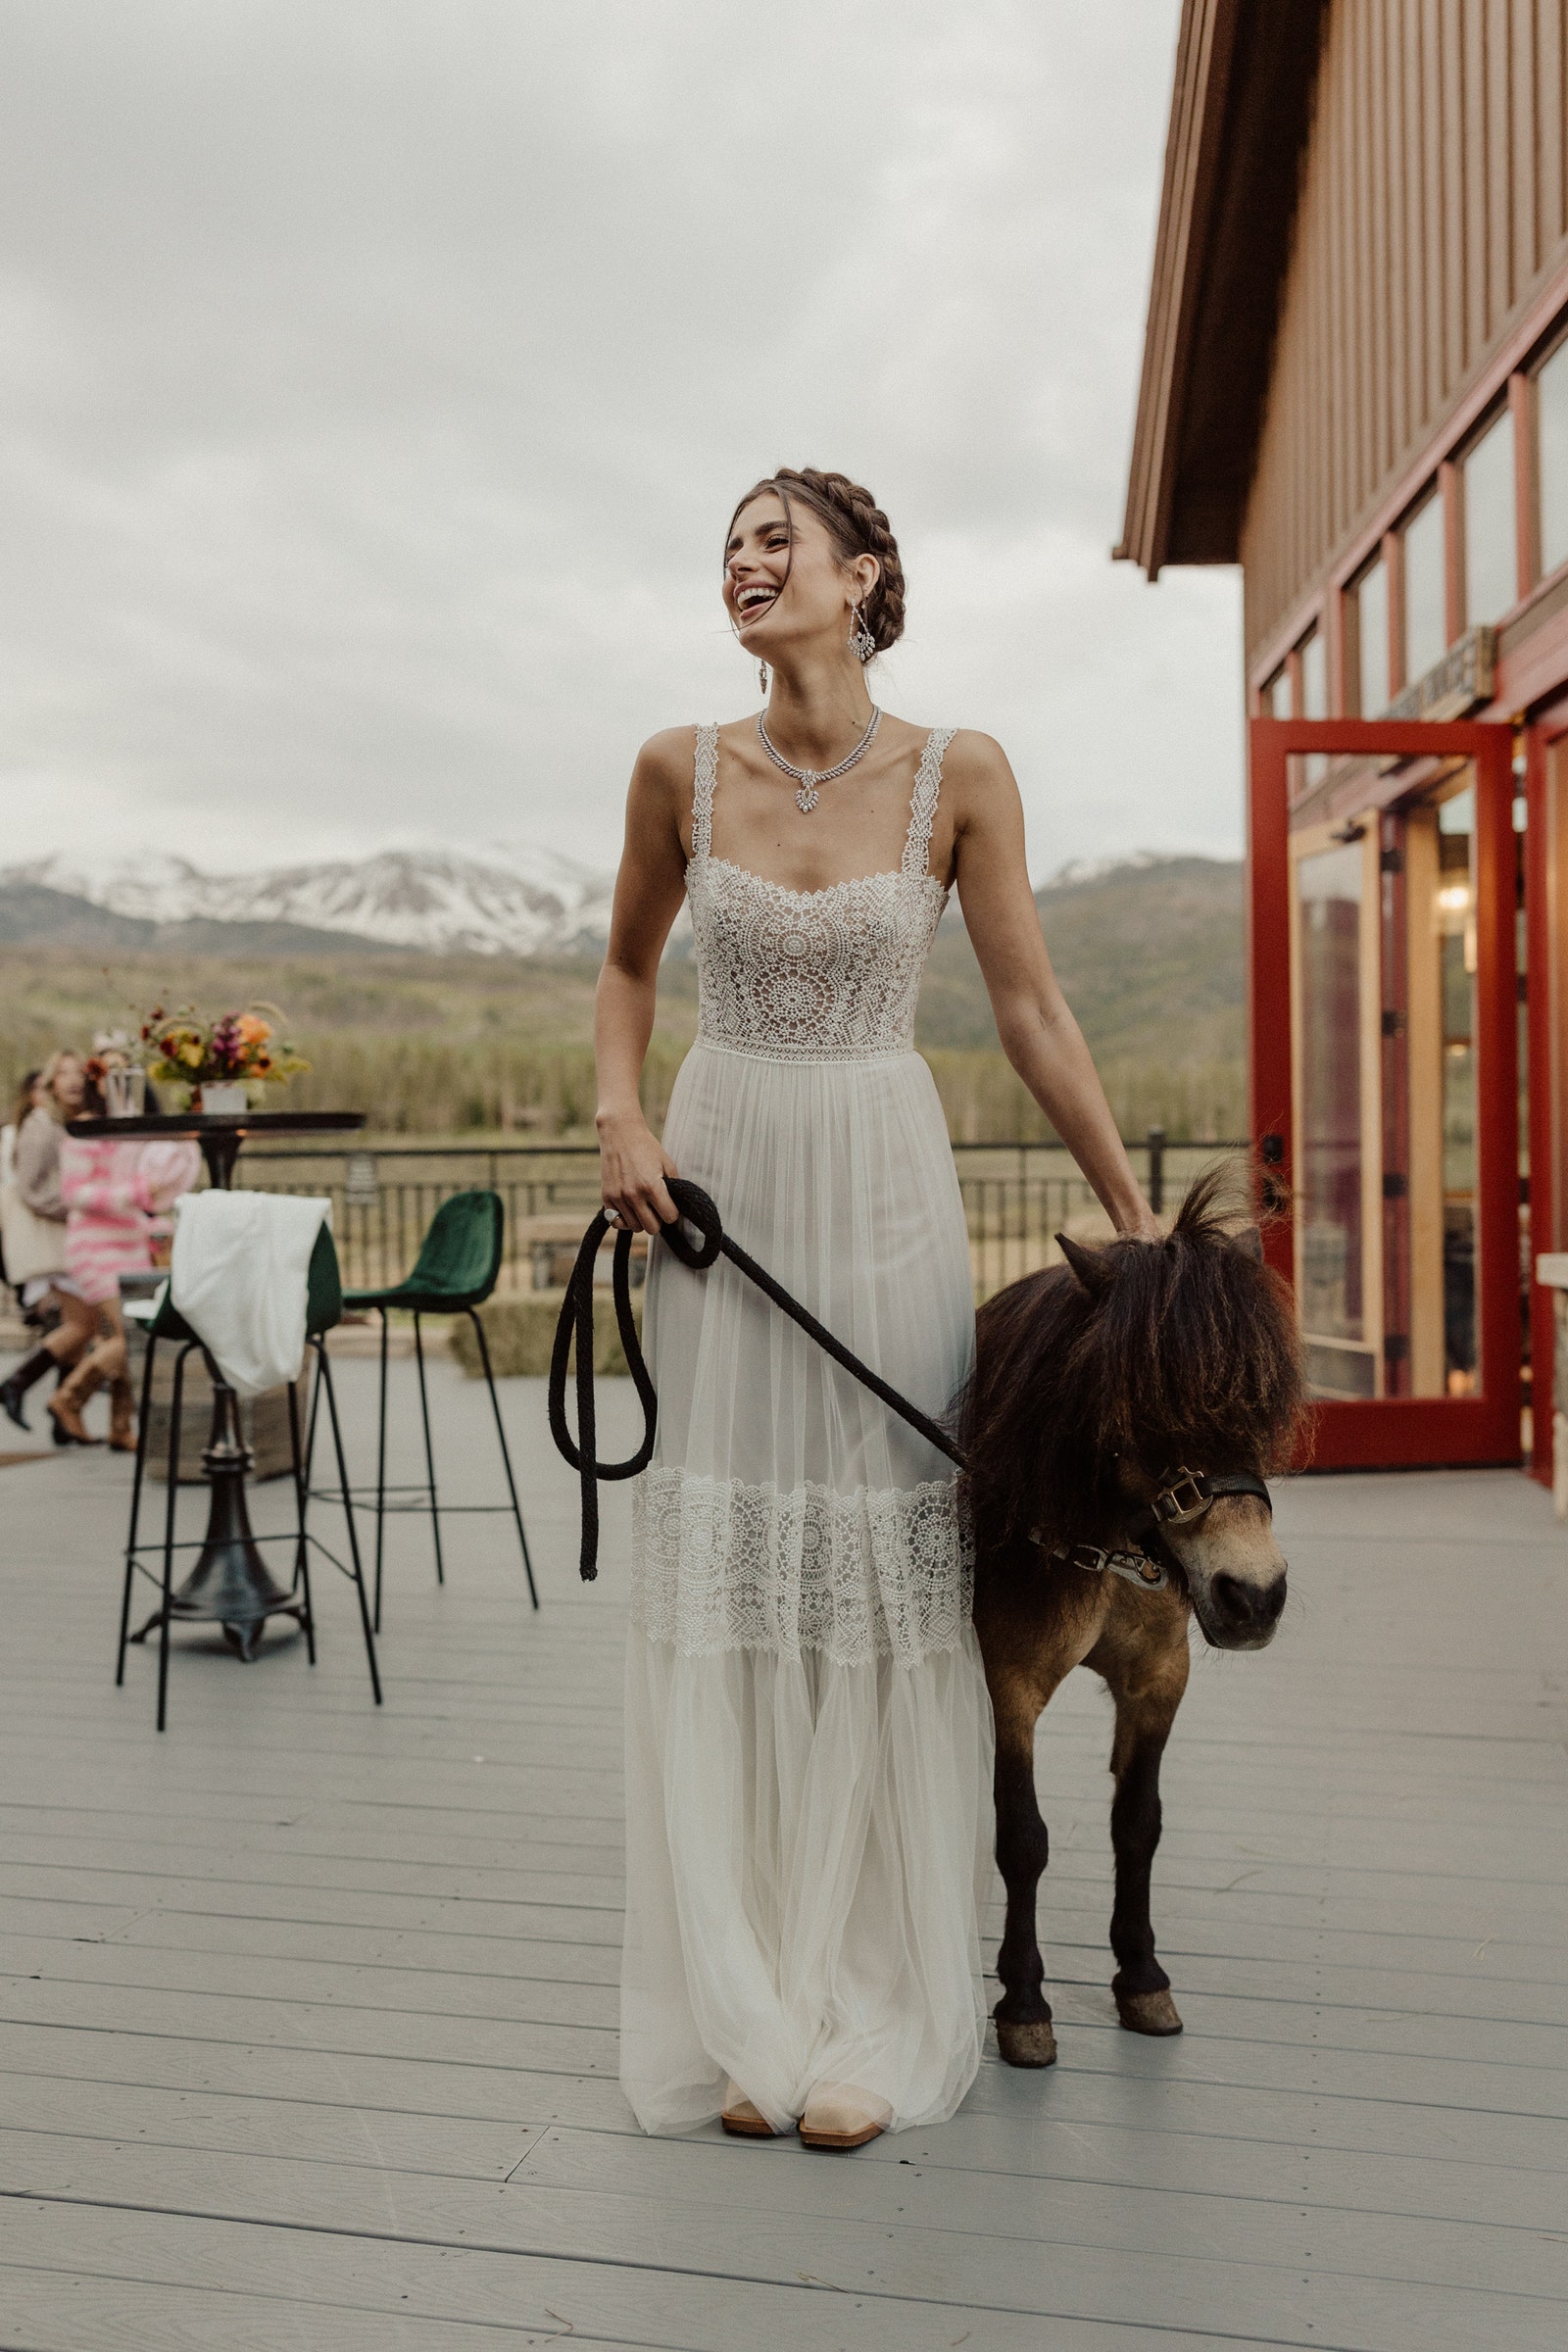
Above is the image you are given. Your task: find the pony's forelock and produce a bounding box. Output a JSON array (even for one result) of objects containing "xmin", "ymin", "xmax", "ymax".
[{"xmin": 959, "ymin": 1159, "xmax": 1306, "ymax": 1557}]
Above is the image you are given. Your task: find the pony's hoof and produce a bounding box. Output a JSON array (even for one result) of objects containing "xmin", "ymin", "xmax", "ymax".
[
  {"xmin": 996, "ymin": 2018, "xmax": 1057, "ymax": 2068},
  {"xmin": 1116, "ymin": 1986, "xmax": 1183, "ymax": 2035}
]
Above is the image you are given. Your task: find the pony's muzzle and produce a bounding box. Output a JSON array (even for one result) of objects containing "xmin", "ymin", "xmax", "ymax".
[
  {"xmin": 1205, "ymin": 1567, "xmax": 1287, "ymax": 1645},
  {"xmin": 1164, "ymin": 1494, "xmax": 1288, "ymax": 1650}
]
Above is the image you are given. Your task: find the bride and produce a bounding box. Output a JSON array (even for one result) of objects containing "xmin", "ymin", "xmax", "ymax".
[{"xmin": 596, "ymin": 466, "xmax": 1159, "ymax": 2149}]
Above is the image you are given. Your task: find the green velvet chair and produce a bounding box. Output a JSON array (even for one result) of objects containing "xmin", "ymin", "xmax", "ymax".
[
  {"xmin": 341, "ymin": 1190, "xmax": 537, "ymax": 1628},
  {"xmin": 119, "ymin": 1224, "xmax": 381, "ymax": 1732}
]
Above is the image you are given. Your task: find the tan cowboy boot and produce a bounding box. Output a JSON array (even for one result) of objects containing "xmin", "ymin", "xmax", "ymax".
[
  {"xmin": 107, "ymin": 1376, "xmax": 137, "ymax": 1453},
  {"xmin": 720, "ymin": 2078, "xmax": 789, "ymax": 2139},
  {"xmin": 800, "ymin": 2081, "xmax": 893, "ymax": 2151},
  {"xmin": 47, "ymin": 1357, "xmax": 106, "ymax": 1446}
]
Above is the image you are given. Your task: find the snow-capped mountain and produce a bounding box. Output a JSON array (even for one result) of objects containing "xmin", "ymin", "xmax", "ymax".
[{"xmin": 1, "ymin": 845, "xmax": 616, "ymax": 956}]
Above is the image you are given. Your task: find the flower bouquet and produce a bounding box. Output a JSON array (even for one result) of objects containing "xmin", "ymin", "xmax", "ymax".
[{"xmin": 138, "ymin": 1002, "xmax": 311, "ymax": 1113}]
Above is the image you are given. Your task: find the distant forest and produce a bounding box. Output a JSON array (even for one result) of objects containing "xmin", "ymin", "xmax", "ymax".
[{"xmin": 0, "ymin": 857, "xmax": 1246, "ymax": 1144}]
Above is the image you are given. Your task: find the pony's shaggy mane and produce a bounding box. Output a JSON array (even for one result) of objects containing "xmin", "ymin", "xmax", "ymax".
[{"xmin": 958, "ymin": 1164, "xmax": 1306, "ymax": 1557}]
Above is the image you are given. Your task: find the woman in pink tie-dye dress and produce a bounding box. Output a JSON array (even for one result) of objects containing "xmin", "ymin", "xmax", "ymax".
[{"xmin": 50, "ymin": 1132, "xmax": 200, "ymax": 1446}]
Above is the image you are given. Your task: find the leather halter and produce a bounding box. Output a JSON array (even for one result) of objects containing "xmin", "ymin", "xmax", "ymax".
[{"xmin": 1034, "ymin": 1468, "xmax": 1274, "ymax": 1594}]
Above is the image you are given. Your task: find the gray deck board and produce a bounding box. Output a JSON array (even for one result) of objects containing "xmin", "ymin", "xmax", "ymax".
[
  {"xmin": 0, "ymin": 1354, "xmax": 1564, "ymax": 2349},
  {"xmin": 2, "ymin": 2123, "xmax": 1562, "ymax": 2308}
]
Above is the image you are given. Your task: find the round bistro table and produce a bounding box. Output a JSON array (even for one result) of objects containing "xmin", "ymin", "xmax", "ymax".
[{"xmin": 68, "ymin": 1110, "xmax": 366, "ymax": 1654}]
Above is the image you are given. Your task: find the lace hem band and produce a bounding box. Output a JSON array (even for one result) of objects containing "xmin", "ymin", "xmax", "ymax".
[{"xmin": 630, "ymin": 1465, "xmax": 973, "ymax": 1668}]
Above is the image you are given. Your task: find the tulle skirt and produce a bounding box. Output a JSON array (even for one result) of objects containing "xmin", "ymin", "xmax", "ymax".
[{"xmin": 621, "ymin": 1041, "xmax": 995, "ymax": 2136}]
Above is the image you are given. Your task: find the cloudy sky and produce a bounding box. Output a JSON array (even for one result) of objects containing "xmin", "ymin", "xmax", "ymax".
[{"xmin": 1, "ymin": 0, "xmax": 1244, "ymax": 882}]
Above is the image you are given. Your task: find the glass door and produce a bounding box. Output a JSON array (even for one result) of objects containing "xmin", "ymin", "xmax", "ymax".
[
  {"xmin": 1250, "ymin": 718, "xmax": 1519, "ymax": 1467},
  {"xmin": 1389, "ymin": 779, "xmax": 1482, "ymax": 1399},
  {"xmin": 1292, "ymin": 827, "xmax": 1381, "ymax": 1399}
]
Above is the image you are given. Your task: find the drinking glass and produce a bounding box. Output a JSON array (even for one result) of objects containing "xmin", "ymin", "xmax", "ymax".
[{"xmin": 105, "ymin": 1066, "xmax": 147, "ymax": 1118}]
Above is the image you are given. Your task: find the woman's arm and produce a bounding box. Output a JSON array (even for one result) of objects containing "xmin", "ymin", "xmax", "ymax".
[
  {"xmin": 594, "ymin": 730, "xmax": 693, "ymax": 1235},
  {"xmin": 59, "ymin": 1140, "xmax": 154, "ymax": 1219},
  {"xmin": 949, "ymin": 736, "xmax": 1160, "ymax": 1242},
  {"xmin": 140, "ymin": 1140, "xmax": 203, "ymax": 1214},
  {"xmin": 14, "ymin": 1111, "xmax": 66, "ymax": 1220}
]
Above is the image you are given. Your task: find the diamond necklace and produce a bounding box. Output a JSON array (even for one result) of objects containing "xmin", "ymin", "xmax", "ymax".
[{"xmin": 757, "ymin": 706, "xmax": 882, "ymax": 813}]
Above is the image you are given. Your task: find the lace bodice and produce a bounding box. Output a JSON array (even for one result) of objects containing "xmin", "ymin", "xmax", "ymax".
[{"xmin": 687, "ymin": 722, "xmax": 955, "ymax": 1062}]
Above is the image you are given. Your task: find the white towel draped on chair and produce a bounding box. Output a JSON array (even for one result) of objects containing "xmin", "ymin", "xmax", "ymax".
[{"xmin": 170, "ymin": 1190, "xmax": 333, "ymax": 1396}]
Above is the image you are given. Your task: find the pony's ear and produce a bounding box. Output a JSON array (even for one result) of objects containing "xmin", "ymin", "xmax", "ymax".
[
  {"xmin": 1056, "ymin": 1232, "xmax": 1112, "ymax": 1298},
  {"xmin": 1231, "ymin": 1224, "xmax": 1265, "ymax": 1262}
]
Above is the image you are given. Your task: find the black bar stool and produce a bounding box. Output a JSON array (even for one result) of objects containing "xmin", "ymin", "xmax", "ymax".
[
  {"xmin": 340, "ymin": 1189, "xmax": 538, "ymax": 1628},
  {"xmin": 119, "ymin": 1224, "xmax": 381, "ymax": 1730}
]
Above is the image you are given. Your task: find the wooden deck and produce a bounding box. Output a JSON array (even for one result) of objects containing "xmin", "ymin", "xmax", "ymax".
[{"xmin": 0, "ymin": 1348, "xmax": 1565, "ymax": 2350}]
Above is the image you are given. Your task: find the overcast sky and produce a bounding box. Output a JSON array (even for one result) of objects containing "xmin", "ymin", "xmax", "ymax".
[{"xmin": 0, "ymin": 0, "xmax": 1244, "ymax": 881}]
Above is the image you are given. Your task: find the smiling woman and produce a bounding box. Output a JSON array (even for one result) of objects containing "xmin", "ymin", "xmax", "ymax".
[
  {"xmin": 592, "ymin": 464, "xmax": 1163, "ymax": 2155},
  {"xmin": 727, "ymin": 468, "xmax": 907, "ymax": 678}
]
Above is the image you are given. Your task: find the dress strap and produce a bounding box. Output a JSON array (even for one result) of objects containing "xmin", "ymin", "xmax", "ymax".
[
  {"xmin": 902, "ymin": 727, "xmax": 956, "ymax": 878},
  {"xmin": 692, "ymin": 722, "xmax": 719, "ymax": 862}
]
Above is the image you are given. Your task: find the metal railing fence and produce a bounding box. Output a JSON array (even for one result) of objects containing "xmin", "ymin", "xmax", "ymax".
[{"xmin": 239, "ymin": 1129, "xmax": 1250, "ymax": 1304}]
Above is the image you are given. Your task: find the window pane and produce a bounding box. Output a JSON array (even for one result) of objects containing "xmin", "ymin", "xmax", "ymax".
[
  {"xmin": 1356, "ymin": 560, "xmax": 1389, "ymax": 713},
  {"xmin": 1298, "ymin": 631, "xmax": 1327, "ymax": 789},
  {"xmin": 1388, "ymin": 778, "xmax": 1481, "ymax": 1398},
  {"xmin": 1463, "ymin": 413, "xmax": 1516, "ymax": 625},
  {"xmin": 1436, "ymin": 788, "xmax": 1478, "ymax": 1394},
  {"xmin": 1540, "ymin": 338, "xmax": 1568, "ymax": 578},
  {"xmin": 1299, "ymin": 630, "xmax": 1327, "ymax": 717},
  {"xmin": 1297, "ymin": 841, "xmax": 1370, "ymax": 1396},
  {"xmin": 1264, "ymin": 666, "xmax": 1292, "ymax": 716},
  {"xmin": 1403, "ymin": 493, "xmax": 1447, "ymax": 683}
]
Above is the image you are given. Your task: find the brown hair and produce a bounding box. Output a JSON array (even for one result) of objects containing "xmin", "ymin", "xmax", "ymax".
[
  {"xmin": 11, "ymin": 1068, "xmax": 42, "ymax": 1128},
  {"xmin": 726, "ymin": 467, "xmax": 906, "ymax": 654}
]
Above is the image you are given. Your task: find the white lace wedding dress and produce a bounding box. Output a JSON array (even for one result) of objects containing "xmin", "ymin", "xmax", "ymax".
[{"xmin": 621, "ymin": 721, "xmax": 995, "ymax": 2138}]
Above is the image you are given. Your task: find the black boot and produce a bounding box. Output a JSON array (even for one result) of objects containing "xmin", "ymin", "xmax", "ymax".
[{"xmin": 0, "ymin": 1348, "xmax": 58, "ymax": 1433}]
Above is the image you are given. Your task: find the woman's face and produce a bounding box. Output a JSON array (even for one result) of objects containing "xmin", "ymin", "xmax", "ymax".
[
  {"xmin": 50, "ymin": 1055, "xmax": 86, "ymax": 1113},
  {"xmin": 723, "ymin": 492, "xmax": 877, "ymax": 665}
]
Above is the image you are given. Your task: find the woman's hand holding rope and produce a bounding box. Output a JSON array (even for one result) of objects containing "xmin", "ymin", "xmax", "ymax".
[{"xmin": 596, "ymin": 1109, "xmax": 680, "ymax": 1235}]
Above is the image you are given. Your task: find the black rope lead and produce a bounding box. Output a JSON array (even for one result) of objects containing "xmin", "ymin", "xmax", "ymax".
[
  {"xmin": 546, "ymin": 1212, "xmax": 659, "ymax": 1581},
  {"xmin": 548, "ymin": 1177, "xmax": 963, "ymax": 1580}
]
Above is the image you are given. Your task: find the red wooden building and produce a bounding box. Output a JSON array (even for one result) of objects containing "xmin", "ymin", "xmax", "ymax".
[{"xmin": 1121, "ymin": 0, "xmax": 1568, "ymax": 1484}]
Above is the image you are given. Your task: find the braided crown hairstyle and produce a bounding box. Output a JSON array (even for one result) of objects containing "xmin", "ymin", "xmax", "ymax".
[{"xmin": 726, "ymin": 467, "xmax": 906, "ymax": 655}]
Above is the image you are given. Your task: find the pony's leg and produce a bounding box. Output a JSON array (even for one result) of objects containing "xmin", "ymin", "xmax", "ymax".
[
  {"xmin": 988, "ymin": 1666, "xmax": 1056, "ymax": 2067},
  {"xmin": 1089, "ymin": 1591, "xmax": 1191, "ymax": 2035},
  {"xmin": 975, "ymin": 1576, "xmax": 1102, "ymax": 2070}
]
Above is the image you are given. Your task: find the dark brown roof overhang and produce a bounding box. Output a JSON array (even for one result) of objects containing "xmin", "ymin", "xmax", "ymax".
[{"xmin": 1115, "ymin": 0, "xmax": 1329, "ymax": 578}]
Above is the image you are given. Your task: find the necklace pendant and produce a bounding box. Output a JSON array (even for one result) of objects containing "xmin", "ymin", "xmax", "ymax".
[{"xmin": 795, "ymin": 777, "xmax": 819, "ymax": 814}]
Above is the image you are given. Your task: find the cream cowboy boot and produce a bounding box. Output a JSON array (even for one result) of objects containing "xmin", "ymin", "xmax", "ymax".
[
  {"xmin": 800, "ymin": 2081, "xmax": 893, "ymax": 2151},
  {"xmin": 719, "ymin": 2079, "xmax": 790, "ymax": 2139}
]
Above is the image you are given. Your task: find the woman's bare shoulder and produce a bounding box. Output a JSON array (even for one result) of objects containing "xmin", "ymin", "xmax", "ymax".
[
  {"xmin": 934, "ymin": 727, "xmax": 1020, "ymax": 820},
  {"xmin": 632, "ymin": 724, "xmax": 702, "ymax": 788},
  {"xmin": 938, "ymin": 726, "xmax": 1014, "ymax": 777}
]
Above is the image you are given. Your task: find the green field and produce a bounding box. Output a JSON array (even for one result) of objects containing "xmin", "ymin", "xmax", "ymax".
[{"xmin": 0, "ymin": 856, "xmax": 1245, "ymax": 1143}]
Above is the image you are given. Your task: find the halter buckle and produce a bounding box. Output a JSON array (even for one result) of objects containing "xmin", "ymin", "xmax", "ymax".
[{"xmin": 1150, "ymin": 1468, "xmax": 1212, "ymax": 1528}]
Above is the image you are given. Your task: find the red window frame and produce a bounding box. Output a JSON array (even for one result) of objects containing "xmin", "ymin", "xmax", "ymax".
[{"xmin": 1250, "ymin": 717, "xmax": 1520, "ymax": 1469}]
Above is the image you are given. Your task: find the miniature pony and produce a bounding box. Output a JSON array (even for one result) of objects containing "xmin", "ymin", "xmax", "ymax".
[{"xmin": 959, "ymin": 1168, "xmax": 1306, "ymax": 2064}]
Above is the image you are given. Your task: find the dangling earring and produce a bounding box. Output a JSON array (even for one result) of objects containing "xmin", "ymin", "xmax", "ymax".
[
  {"xmin": 848, "ymin": 603, "xmax": 876, "ymax": 664},
  {"xmin": 759, "ymin": 660, "xmax": 770, "ymax": 695}
]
